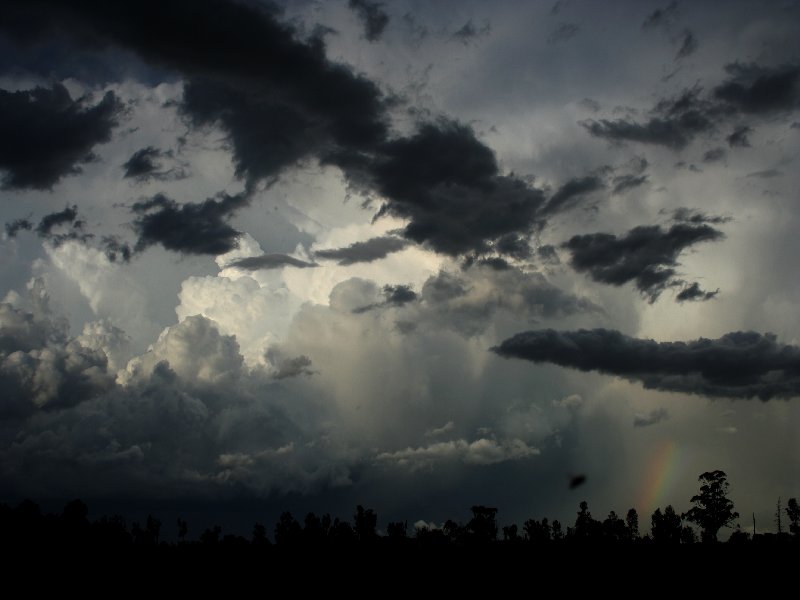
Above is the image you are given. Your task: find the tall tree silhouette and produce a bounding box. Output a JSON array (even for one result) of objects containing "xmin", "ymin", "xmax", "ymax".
[
  {"xmin": 354, "ymin": 505, "xmax": 378, "ymax": 542},
  {"xmin": 651, "ymin": 505, "xmax": 682, "ymax": 544},
  {"xmin": 684, "ymin": 470, "xmax": 739, "ymax": 542},
  {"xmin": 625, "ymin": 508, "xmax": 639, "ymax": 541},
  {"xmin": 467, "ymin": 506, "xmax": 498, "ymax": 542},
  {"xmin": 786, "ymin": 498, "xmax": 800, "ymax": 536}
]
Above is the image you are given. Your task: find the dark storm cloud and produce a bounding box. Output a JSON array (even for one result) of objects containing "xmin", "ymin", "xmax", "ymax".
[
  {"xmin": 676, "ymin": 281, "xmax": 718, "ymax": 302},
  {"xmin": 612, "ymin": 174, "xmax": 648, "ymax": 195},
  {"xmin": 582, "ymin": 89, "xmax": 715, "ymax": 149},
  {"xmin": 547, "ymin": 23, "xmax": 580, "ymax": 45},
  {"xmin": 366, "ymin": 121, "xmax": 548, "ymax": 256},
  {"xmin": 226, "ymin": 254, "xmax": 316, "ymax": 270},
  {"xmin": 36, "ymin": 205, "xmax": 78, "ymax": 235},
  {"xmin": 633, "ymin": 408, "xmax": 669, "ymax": 427},
  {"xmin": 4, "ymin": 218, "xmax": 32, "ymax": 238},
  {"xmin": 702, "ymin": 147, "xmax": 726, "ymax": 163},
  {"xmin": 584, "ymin": 61, "xmax": 800, "ymax": 150},
  {"xmin": 0, "ymin": 83, "xmax": 122, "ymax": 190},
  {"xmin": 563, "ymin": 223, "xmax": 724, "ymax": 302},
  {"xmin": 451, "ymin": 20, "xmax": 491, "ymax": 45},
  {"xmin": 746, "ymin": 169, "xmax": 783, "ymax": 179},
  {"xmin": 675, "ymin": 30, "xmax": 697, "ymax": 61},
  {"xmin": 542, "ymin": 176, "xmax": 604, "ymax": 215},
  {"xmin": 726, "ymin": 125, "xmax": 753, "ymax": 147},
  {"xmin": 314, "ymin": 236, "xmax": 409, "ymax": 265},
  {"xmin": 348, "ymin": 0, "xmax": 389, "ymax": 42},
  {"xmin": 0, "ymin": 1, "xmax": 568, "ymax": 259},
  {"xmin": 493, "ymin": 328, "xmax": 800, "ymax": 400},
  {"xmin": 670, "ymin": 207, "xmax": 731, "ymax": 225},
  {"xmin": 713, "ymin": 62, "xmax": 800, "ymax": 114},
  {"xmin": 131, "ymin": 191, "xmax": 247, "ymax": 256},
  {"xmin": 0, "ymin": 0, "xmax": 390, "ymax": 186}
]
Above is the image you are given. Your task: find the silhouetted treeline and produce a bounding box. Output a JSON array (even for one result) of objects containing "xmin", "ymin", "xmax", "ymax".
[{"xmin": 1, "ymin": 472, "xmax": 797, "ymax": 553}]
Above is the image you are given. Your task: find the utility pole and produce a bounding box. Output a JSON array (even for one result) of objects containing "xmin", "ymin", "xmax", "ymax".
[
  {"xmin": 752, "ymin": 512, "xmax": 755, "ymax": 537},
  {"xmin": 776, "ymin": 497, "xmax": 783, "ymax": 535}
]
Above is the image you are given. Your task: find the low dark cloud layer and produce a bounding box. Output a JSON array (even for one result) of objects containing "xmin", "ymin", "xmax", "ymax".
[
  {"xmin": 584, "ymin": 62, "xmax": 800, "ymax": 150},
  {"xmin": 493, "ymin": 328, "xmax": 800, "ymax": 400},
  {"xmin": 314, "ymin": 236, "xmax": 409, "ymax": 265},
  {"xmin": 0, "ymin": 84, "xmax": 122, "ymax": 190},
  {"xmin": 563, "ymin": 223, "xmax": 724, "ymax": 302},
  {"xmin": 348, "ymin": 0, "xmax": 390, "ymax": 42},
  {"xmin": 132, "ymin": 192, "xmax": 247, "ymax": 255},
  {"xmin": 226, "ymin": 254, "xmax": 316, "ymax": 270},
  {"xmin": 582, "ymin": 89, "xmax": 715, "ymax": 149}
]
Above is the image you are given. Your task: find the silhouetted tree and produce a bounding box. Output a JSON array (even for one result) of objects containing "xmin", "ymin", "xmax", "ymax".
[
  {"xmin": 354, "ymin": 505, "xmax": 378, "ymax": 542},
  {"xmin": 502, "ymin": 523, "xmax": 519, "ymax": 542},
  {"xmin": 442, "ymin": 519, "xmax": 463, "ymax": 543},
  {"xmin": 602, "ymin": 511, "xmax": 627, "ymax": 542},
  {"xmin": 523, "ymin": 518, "xmax": 551, "ymax": 543},
  {"xmin": 274, "ymin": 511, "xmax": 302, "ymax": 546},
  {"xmin": 684, "ymin": 470, "xmax": 739, "ymax": 542},
  {"xmin": 466, "ymin": 506, "xmax": 498, "ymax": 542},
  {"xmin": 200, "ymin": 525, "xmax": 222, "ymax": 545},
  {"xmin": 787, "ymin": 498, "xmax": 800, "ymax": 536},
  {"xmin": 146, "ymin": 514, "xmax": 161, "ymax": 545},
  {"xmin": 177, "ymin": 518, "xmax": 188, "ymax": 543},
  {"xmin": 252, "ymin": 522, "xmax": 270, "ymax": 547},
  {"xmin": 329, "ymin": 517, "xmax": 356, "ymax": 545},
  {"xmin": 386, "ymin": 521, "xmax": 407, "ymax": 540},
  {"xmin": 303, "ymin": 512, "xmax": 326, "ymax": 545},
  {"xmin": 651, "ymin": 505, "xmax": 682, "ymax": 544},
  {"xmin": 574, "ymin": 501, "xmax": 602, "ymax": 541},
  {"xmin": 551, "ymin": 519, "xmax": 563, "ymax": 541},
  {"xmin": 625, "ymin": 508, "xmax": 639, "ymax": 541}
]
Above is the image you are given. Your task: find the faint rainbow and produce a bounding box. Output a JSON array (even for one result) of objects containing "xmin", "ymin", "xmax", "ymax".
[{"xmin": 638, "ymin": 440, "xmax": 681, "ymax": 514}]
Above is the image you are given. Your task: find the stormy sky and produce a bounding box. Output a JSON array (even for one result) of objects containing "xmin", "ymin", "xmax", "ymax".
[{"xmin": 0, "ymin": 0, "xmax": 798, "ymax": 537}]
